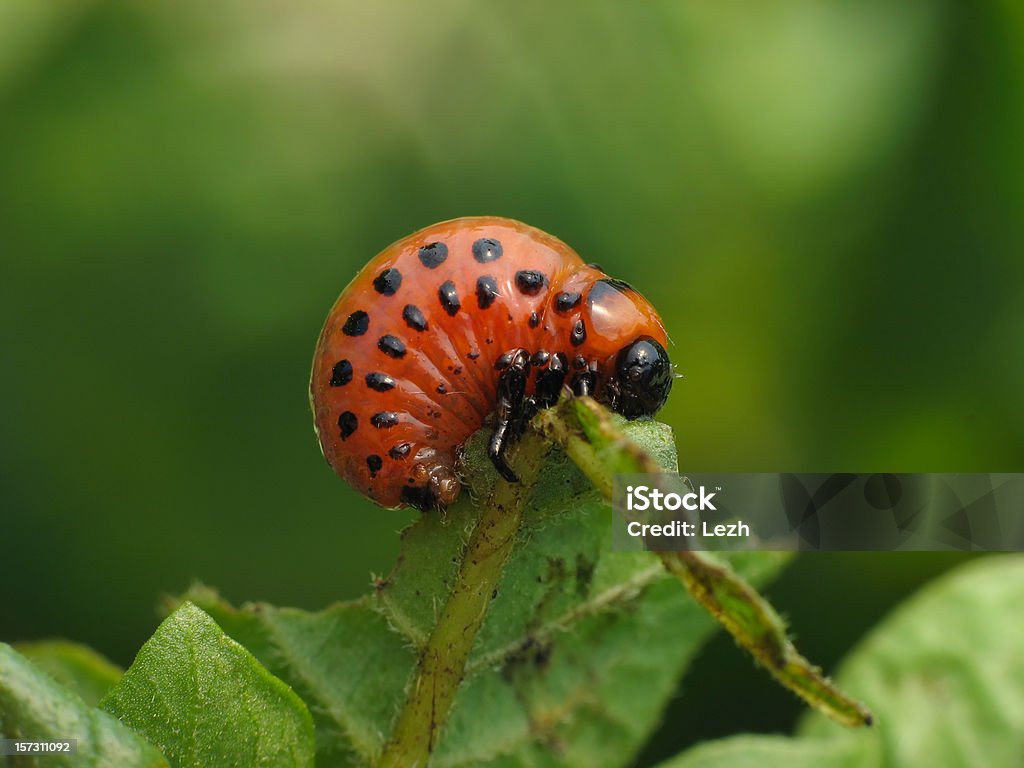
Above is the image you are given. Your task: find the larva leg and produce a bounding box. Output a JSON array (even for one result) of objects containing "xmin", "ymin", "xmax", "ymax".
[
  {"xmin": 533, "ymin": 352, "xmax": 567, "ymax": 408},
  {"xmin": 571, "ymin": 360, "xmax": 598, "ymax": 397},
  {"xmin": 489, "ymin": 349, "xmax": 531, "ymax": 482}
]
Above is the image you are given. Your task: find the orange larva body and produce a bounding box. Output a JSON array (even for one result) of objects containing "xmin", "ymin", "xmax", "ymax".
[{"xmin": 310, "ymin": 217, "xmax": 670, "ymax": 509}]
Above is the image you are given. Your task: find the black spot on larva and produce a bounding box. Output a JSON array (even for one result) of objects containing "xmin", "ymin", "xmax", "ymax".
[
  {"xmin": 515, "ymin": 270, "xmax": 547, "ymax": 295},
  {"xmin": 439, "ymin": 280, "xmax": 461, "ymax": 316},
  {"xmin": 436, "ymin": 383, "xmax": 447, "ymax": 394},
  {"xmin": 418, "ymin": 242, "xmax": 448, "ymax": 268},
  {"xmin": 366, "ymin": 372, "xmax": 396, "ymax": 392},
  {"xmin": 329, "ymin": 360, "xmax": 353, "ymax": 387},
  {"xmin": 529, "ymin": 312, "xmax": 540, "ymax": 328},
  {"xmin": 555, "ymin": 291, "xmax": 581, "ymax": 312},
  {"xmin": 342, "ymin": 310, "xmax": 369, "ymax": 336},
  {"xmin": 467, "ymin": 351, "xmax": 480, "ymax": 360},
  {"xmin": 373, "ymin": 268, "xmax": 402, "ymax": 295},
  {"xmin": 472, "ymin": 238, "xmax": 503, "ymax": 263},
  {"xmin": 378, "ymin": 335, "xmax": 406, "ymax": 358},
  {"xmin": 453, "ymin": 366, "xmax": 463, "ymax": 375},
  {"xmin": 485, "ymin": 338, "xmax": 493, "ymax": 345},
  {"xmin": 367, "ymin": 455, "xmax": 383, "ymax": 476},
  {"xmin": 389, "ymin": 443, "xmax": 412, "ymax": 460},
  {"xmin": 371, "ymin": 411, "xmax": 399, "ymax": 428},
  {"xmin": 476, "ymin": 275, "xmax": 499, "ymax": 309},
  {"xmin": 531, "ymin": 350, "xmax": 550, "ymax": 366},
  {"xmin": 571, "ymin": 320, "xmax": 587, "ymax": 346},
  {"xmin": 338, "ymin": 411, "xmax": 357, "ymax": 440},
  {"xmin": 402, "ymin": 304, "xmax": 428, "ymax": 332}
]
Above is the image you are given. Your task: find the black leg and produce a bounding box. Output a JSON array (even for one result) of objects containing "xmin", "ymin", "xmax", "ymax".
[
  {"xmin": 489, "ymin": 349, "xmax": 530, "ymax": 482},
  {"xmin": 488, "ymin": 421, "xmax": 518, "ymax": 482},
  {"xmin": 534, "ymin": 352, "xmax": 567, "ymax": 408},
  {"xmin": 512, "ymin": 352, "xmax": 567, "ymax": 449},
  {"xmin": 571, "ymin": 372, "xmax": 594, "ymax": 397},
  {"xmin": 571, "ymin": 359, "xmax": 598, "ymax": 397}
]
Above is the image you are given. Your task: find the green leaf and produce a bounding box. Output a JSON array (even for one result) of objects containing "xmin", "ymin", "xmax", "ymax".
[
  {"xmin": 14, "ymin": 640, "xmax": 122, "ymax": 707},
  {"xmin": 0, "ymin": 643, "xmax": 167, "ymax": 768},
  {"xmin": 800, "ymin": 553, "xmax": 1024, "ymax": 765},
  {"xmin": 658, "ymin": 554, "xmax": 1024, "ymax": 768},
  {"xmin": 654, "ymin": 734, "xmax": 877, "ymax": 768},
  {"xmin": 186, "ymin": 419, "xmax": 791, "ymax": 767},
  {"xmin": 99, "ymin": 602, "xmax": 315, "ymax": 768},
  {"xmin": 540, "ymin": 397, "xmax": 871, "ymax": 726}
]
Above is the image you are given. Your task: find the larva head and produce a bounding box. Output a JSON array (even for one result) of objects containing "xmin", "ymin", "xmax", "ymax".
[
  {"xmin": 609, "ymin": 336, "xmax": 673, "ymax": 419},
  {"xmin": 563, "ymin": 266, "xmax": 673, "ymax": 419}
]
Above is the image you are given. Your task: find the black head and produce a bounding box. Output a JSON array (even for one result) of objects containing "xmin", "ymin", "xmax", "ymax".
[{"xmin": 610, "ymin": 337, "xmax": 673, "ymax": 419}]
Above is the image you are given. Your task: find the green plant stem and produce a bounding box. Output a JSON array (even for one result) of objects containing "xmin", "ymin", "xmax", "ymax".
[
  {"xmin": 378, "ymin": 429, "xmax": 548, "ymax": 768},
  {"xmin": 658, "ymin": 551, "xmax": 872, "ymax": 727},
  {"xmin": 535, "ymin": 396, "xmax": 874, "ymax": 728}
]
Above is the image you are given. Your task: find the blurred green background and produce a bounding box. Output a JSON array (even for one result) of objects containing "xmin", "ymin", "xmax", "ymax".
[{"xmin": 1, "ymin": 0, "xmax": 1022, "ymax": 761}]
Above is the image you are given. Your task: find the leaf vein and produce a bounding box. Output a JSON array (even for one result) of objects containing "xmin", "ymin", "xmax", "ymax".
[
  {"xmin": 261, "ymin": 614, "xmax": 379, "ymax": 765},
  {"xmin": 466, "ymin": 560, "xmax": 666, "ymax": 675}
]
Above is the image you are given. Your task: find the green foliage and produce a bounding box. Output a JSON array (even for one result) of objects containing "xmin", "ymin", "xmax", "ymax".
[
  {"xmin": 659, "ymin": 555, "xmax": 1024, "ymax": 768},
  {"xmin": 4, "ymin": 415, "xmax": 1019, "ymax": 767},
  {"xmin": 98, "ymin": 603, "xmax": 315, "ymax": 768},
  {"xmin": 656, "ymin": 736, "xmax": 876, "ymax": 768},
  {"xmin": 183, "ymin": 421, "xmax": 789, "ymax": 767},
  {"xmin": 539, "ymin": 397, "xmax": 870, "ymax": 726},
  {"xmin": 1, "ymin": 418, "xmax": 793, "ymax": 768},
  {"xmin": 0, "ymin": 643, "xmax": 166, "ymax": 768},
  {"xmin": 13, "ymin": 641, "xmax": 122, "ymax": 707},
  {"xmin": 1, "ymin": 4, "xmax": 1022, "ymax": 764}
]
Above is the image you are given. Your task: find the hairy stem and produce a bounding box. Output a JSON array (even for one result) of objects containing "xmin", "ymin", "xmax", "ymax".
[
  {"xmin": 535, "ymin": 396, "xmax": 873, "ymax": 728},
  {"xmin": 378, "ymin": 430, "xmax": 548, "ymax": 768},
  {"xmin": 659, "ymin": 549, "xmax": 872, "ymax": 727}
]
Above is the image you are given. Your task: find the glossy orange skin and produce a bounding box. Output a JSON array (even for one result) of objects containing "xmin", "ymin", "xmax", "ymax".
[{"xmin": 310, "ymin": 217, "xmax": 668, "ymax": 509}]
